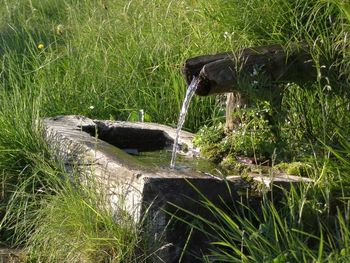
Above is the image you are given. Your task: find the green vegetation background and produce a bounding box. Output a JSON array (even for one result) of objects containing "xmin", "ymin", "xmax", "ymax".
[{"xmin": 0, "ymin": 0, "xmax": 349, "ymax": 262}]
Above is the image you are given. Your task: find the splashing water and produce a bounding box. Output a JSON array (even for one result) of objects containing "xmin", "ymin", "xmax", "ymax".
[{"xmin": 170, "ymin": 77, "xmax": 200, "ymax": 168}]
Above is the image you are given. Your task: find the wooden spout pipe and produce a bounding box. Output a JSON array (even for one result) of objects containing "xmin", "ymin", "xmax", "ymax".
[{"xmin": 182, "ymin": 44, "xmax": 316, "ymax": 96}]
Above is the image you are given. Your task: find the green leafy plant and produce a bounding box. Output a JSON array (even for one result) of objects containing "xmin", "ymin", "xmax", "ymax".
[
  {"xmin": 225, "ymin": 102, "xmax": 277, "ymax": 162},
  {"xmin": 193, "ymin": 123, "xmax": 226, "ymax": 163}
]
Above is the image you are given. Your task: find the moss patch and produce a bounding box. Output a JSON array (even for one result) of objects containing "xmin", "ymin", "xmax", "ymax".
[{"xmin": 273, "ymin": 162, "xmax": 312, "ymax": 176}]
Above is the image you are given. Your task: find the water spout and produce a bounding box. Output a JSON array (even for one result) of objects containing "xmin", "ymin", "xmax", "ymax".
[{"xmin": 170, "ymin": 77, "xmax": 200, "ymax": 169}]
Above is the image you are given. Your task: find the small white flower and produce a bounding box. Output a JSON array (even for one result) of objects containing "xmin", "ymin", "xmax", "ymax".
[
  {"xmin": 224, "ymin": 31, "xmax": 229, "ymax": 39},
  {"xmin": 89, "ymin": 105, "xmax": 94, "ymax": 110}
]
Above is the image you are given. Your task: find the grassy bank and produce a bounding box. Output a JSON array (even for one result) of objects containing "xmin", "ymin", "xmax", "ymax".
[
  {"xmin": 0, "ymin": 0, "xmax": 232, "ymax": 260},
  {"xmin": 0, "ymin": 0, "xmax": 350, "ymax": 262}
]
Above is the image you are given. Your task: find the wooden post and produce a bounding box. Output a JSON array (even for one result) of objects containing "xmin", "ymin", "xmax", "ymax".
[{"xmin": 225, "ymin": 92, "xmax": 247, "ymax": 132}]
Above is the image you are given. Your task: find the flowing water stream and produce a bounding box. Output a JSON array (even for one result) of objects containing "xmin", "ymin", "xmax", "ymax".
[{"xmin": 170, "ymin": 77, "xmax": 200, "ymax": 168}]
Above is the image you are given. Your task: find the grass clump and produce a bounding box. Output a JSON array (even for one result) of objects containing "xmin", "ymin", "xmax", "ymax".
[
  {"xmin": 206, "ymin": 192, "xmax": 350, "ymax": 262},
  {"xmin": 25, "ymin": 178, "xmax": 141, "ymax": 263}
]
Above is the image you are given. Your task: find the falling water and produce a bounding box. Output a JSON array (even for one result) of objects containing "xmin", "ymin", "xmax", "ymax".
[{"xmin": 170, "ymin": 77, "xmax": 200, "ymax": 169}]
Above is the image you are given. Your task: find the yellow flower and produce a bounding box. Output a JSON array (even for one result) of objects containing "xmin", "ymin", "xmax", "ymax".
[{"xmin": 37, "ymin": 43, "xmax": 44, "ymax": 50}]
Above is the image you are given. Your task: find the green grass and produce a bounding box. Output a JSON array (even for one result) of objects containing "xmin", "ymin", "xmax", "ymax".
[
  {"xmin": 24, "ymin": 177, "xmax": 142, "ymax": 262},
  {"xmin": 1, "ymin": 0, "xmax": 232, "ymax": 130},
  {"xmin": 0, "ymin": 0, "xmax": 350, "ymax": 262},
  {"xmin": 174, "ymin": 187, "xmax": 350, "ymax": 262}
]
